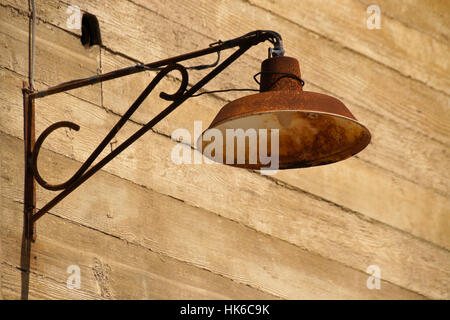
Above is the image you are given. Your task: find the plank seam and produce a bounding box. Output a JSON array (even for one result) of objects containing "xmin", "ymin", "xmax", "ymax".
[
  {"xmin": 5, "ymin": 195, "xmax": 428, "ymax": 299},
  {"xmin": 4, "ymin": 196, "xmax": 283, "ymax": 299}
]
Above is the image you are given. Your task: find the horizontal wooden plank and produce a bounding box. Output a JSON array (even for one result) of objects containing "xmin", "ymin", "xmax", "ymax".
[
  {"xmin": 0, "ymin": 199, "xmax": 277, "ymax": 300},
  {"xmin": 275, "ymin": 156, "xmax": 450, "ymax": 249},
  {"xmin": 249, "ymin": 0, "xmax": 450, "ymax": 94},
  {"xmin": 359, "ymin": 0, "xmax": 450, "ymax": 43},
  {"xmin": 1, "ymin": 263, "xmax": 104, "ymax": 300},
  {"xmin": 0, "ymin": 134, "xmax": 425, "ymax": 299},
  {"xmin": 0, "ymin": 82, "xmax": 448, "ymax": 299},
  {"xmin": 0, "ymin": 4, "xmax": 101, "ymax": 105},
  {"xmin": 3, "ymin": 0, "xmax": 449, "ymax": 146}
]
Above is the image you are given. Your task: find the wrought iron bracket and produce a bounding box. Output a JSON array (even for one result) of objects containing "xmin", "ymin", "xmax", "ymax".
[{"xmin": 23, "ymin": 30, "xmax": 283, "ymax": 240}]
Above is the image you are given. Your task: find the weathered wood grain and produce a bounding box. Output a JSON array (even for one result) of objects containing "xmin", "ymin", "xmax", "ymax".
[
  {"xmin": 0, "ymin": 4, "xmax": 101, "ymax": 105},
  {"xmin": 1, "ymin": 263, "xmax": 104, "ymax": 299},
  {"xmin": 1, "ymin": 134, "xmax": 427, "ymax": 299},
  {"xmin": 0, "ymin": 199, "xmax": 277, "ymax": 300},
  {"xmin": 359, "ymin": 0, "xmax": 450, "ymax": 43},
  {"xmin": 248, "ymin": 0, "xmax": 450, "ymax": 94}
]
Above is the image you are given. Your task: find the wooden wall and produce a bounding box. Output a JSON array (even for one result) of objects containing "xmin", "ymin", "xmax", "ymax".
[{"xmin": 0, "ymin": 0, "xmax": 449, "ymax": 299}]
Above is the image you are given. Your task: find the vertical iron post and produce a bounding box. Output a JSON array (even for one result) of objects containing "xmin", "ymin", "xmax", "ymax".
[{"xmin": 23, "ymin": 81, "xmax": 36, "ymax": 241}]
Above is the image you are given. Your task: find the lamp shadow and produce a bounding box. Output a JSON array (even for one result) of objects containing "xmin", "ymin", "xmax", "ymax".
[{"xmin": 20, "ymin": 223, "xmax": 32, "ymax": 300}]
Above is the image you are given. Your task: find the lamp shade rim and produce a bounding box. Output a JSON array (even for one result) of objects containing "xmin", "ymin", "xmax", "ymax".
[
  {"xmin": 197, "ymin": 89, "xmax": 371, "ymax": 170},
  {"xmin": 209, "ymin": 90, "xmax": 359, "ymax": 129},
  {"xmin": 206, "ymin": 109, "xmax": 371, "ymax": 139},
  {"xmin": 198, "ymin": 110, "xmax": 371, "ymax": 168}
]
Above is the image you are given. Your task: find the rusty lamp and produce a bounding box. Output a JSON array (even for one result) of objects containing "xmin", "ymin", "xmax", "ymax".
[
  {"xmin": 199, "ymin": 56, "xmax": 370, "ymax": 169},
  {"xmin": 23, "ymin": 30, "xmax": 370, "ymax": 240}
]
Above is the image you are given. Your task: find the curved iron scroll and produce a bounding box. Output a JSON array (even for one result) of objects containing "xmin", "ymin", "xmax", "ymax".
[{"xmin": 31, "ymin": 63, "xmax": 188, "ymax": 191}]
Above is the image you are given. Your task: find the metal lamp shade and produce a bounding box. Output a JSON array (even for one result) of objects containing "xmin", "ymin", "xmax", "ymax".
[{"xmin": 197, "ymin": 56, "xmax": 371, "ymax": 169}]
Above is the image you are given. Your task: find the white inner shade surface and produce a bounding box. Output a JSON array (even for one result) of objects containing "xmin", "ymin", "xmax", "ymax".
[{"xmin": 198, "ymin": 111, "xmax": 371, "ymax": 169}]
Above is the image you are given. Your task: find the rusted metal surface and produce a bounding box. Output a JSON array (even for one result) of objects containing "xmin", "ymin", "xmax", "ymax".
[
  {"xmin": 200, "ymin": 56, "xmax": 371, "ymax": 169},
  {"xmin": 260, "ymin": 56, "xmax": 303, "ymax": 92},
  {"xmin": 210, "ymin": 90, "xmax": 358, "ymax": 124}
]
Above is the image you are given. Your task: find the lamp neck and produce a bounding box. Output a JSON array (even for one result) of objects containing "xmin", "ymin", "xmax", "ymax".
[{"xmin": 259, "ymin": 56, "xmax": 303, "ymax": 92}]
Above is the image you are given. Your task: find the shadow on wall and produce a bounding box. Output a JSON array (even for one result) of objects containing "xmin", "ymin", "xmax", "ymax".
[{"xmin": 20, "ymin": 227, "xmax": 32, "ymax": 300}]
